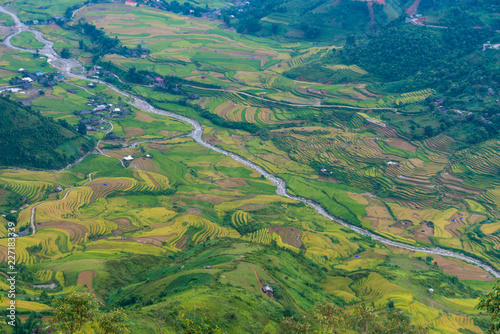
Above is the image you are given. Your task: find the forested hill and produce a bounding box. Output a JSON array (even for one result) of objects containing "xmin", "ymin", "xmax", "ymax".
[{"xmin": 0, "ymin": 96, "xmax": 94, "ymax": 169}]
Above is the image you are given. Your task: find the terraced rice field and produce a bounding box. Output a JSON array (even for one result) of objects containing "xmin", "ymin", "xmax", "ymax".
[{"xmin": 386, "ymin": 88, "xmax": 435, "ymax": 106}]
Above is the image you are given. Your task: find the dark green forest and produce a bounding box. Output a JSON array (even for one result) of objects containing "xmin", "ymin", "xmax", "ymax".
[{"xmin": 0, "ymin": 96, "xmax": 94, "ymax": 169}]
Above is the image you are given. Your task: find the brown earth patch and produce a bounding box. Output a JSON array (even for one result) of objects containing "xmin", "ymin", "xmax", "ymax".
[
  {"xmin": 317, "ymin": 176, "xmax": 338, "ymax": 183},
  {"xmin": 411, "ymin": 221, "xmax": 434, "ymax": 243},
  {"xmin": 37, "ymin": 221, "xmax": 88, "ymax": 243},
  {"xmin": 135, "ymin": 111, "xmax": 156, "ymax": 122},
  {"xmin": 130, "ymin": 158, "xmax": 158, "ymax": 172},
  {"xmin": 268, "ymin": 227, "xmax": 302, "ymax": 248},
  {"xmin": 0, "ymin": 245, "xmax": 6, "ymax": 262},
  {"xmin": 175, "ymin": 234, "xmax": 188, "ymax": 250},
  {"xmin": 77, "ymin": 271, "xmax": 103, "ymax": 303},
  {"xmin": 203, "ymin": 133, "xmax": 225, "ymax": 146},
  {"xmin": 147, "ymin": 142, "xmax": 172, "ymax": 152},
  {"xmin": 445, "ymin": 214, "xmax": 466, "ymax": 238},
  {"xmin": 110, "ymin": 218, "xmax": 137, "ymax": 234},
  {"xmin": 117, "ymin": 235, "xmax": 175, "ymax": 247},
  {"xmin": 239, "ymin": 204, "xmax": 267, "ymax": 211},
  {"xmin": 392, "ymin": 220, "xmax": 414, "ymax": 229},
  {"xmin": 189, "ymin": 195, "xmax": 226, "ymax": 205},
  {"xmin": 385, "ymin": 138, "xmax": 417, "ymax": 153},
  {"xmin": 215, "ymin": 177, "xmax": 249, "ymax": 188},
  {"xmin": 124, "ymin": 127, "xmax": 146, "ymax": 138},
  {"xmin": 432, "ymin": 255, "xmax": 496, "ymax": 281}
]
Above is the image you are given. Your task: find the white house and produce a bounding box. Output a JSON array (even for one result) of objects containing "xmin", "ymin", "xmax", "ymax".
[{"xmin": 123, "ymin": 155, "xmax": 134, "ymax": 161}]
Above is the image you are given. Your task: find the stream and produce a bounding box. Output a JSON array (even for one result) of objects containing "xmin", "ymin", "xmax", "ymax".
[{"xmin": 2, "ymin": 5, "xmax": 499, "ymax": 278}]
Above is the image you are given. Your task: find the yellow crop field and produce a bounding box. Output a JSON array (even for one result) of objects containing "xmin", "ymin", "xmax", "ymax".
[
  {"xmin": 431, "ymin": 313, "xmax": 482, "ymax": 334},
  {"xmin": 0, "ymin": 177, "xmax": 52, "ymax": 202},
  {"xmin": 352, "ymin": 273, "xmax": 404, "ymax": 303},
  {"xmin": 464, "ymin": 199, "xmax": 486, "ymax": 214},
  {"xmin": 141, "ymin": 214, "xmax": 240, "ymax": 251},
  {"xmin": 0, "ymin": 298, "xmax": 50, "ymax": 311},
  {"xmin": 481, "ymin": 221, "xmax": 500, "ymax": 235},
  {"xmin": 387, "ymin": 88, "xmax": 435, "ymax": 105},
  {"xmin": 231, "ymin": 210, "xmax": 250, "ymax": 227},
  {"xmin": 324, "ymin": 64, "xmax": 368, "ymax": 75}
]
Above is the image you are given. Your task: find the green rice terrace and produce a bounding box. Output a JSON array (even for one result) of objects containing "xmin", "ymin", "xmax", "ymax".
[{"xmin": 0, "ymin": 0, "xmax": 499, "ymax": 333}]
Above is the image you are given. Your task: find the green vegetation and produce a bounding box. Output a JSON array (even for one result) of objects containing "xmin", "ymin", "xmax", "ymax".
[
  {"xmin": 10, "ymin": 31, "xmax": 45, "ymax": 49},
  {"xmin": 0, "ymin": 95, "xmax": 94, "ymax": 169},
  {"xmin": 0, "ymin": 0, "xmax": 500, "ymax": 333}
]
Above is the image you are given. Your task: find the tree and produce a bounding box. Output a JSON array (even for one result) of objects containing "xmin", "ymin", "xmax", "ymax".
[
  {"xmin": 478, "ymin": 280, "xmax": 500, "ymax": 333},
  {"xmin": 77, "ymin": 123, "xmax": 87, "ymax": 135},
  {"xmin": 424, "ymin": 125, "xmax": 433, "ymax": 137},
  {"xmin": 271, "ymin": 23, "xmax": 279, "ymax": 35},
  {"xmin": 51, "ymin": 292, "xmax": 100, "ymax": 334},
  {"xmin": 280, "ymin": 302, "xmax": 428, "ymax": 333},
  {"xmin": 222, "ymin": 14, "xmax": 231, "ymax": 27},
  {"xmin": 60, "ymin": 48, "xmax": 71, "ymax": 59},
  {"xmin": 97, "ymin": 309, "xmax": 130, "ymax": 334},
  {"xmin": 12, "ymin": 312, "xmax": 43, "ymax": 334}
]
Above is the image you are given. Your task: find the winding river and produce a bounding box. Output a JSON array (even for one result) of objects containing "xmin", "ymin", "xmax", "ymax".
[{"xmin": 2, "ymin": 5, "xmax": 500, "ymax": 278}]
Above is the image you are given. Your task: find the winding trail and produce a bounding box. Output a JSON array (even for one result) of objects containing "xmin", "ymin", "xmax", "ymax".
[{"xmin": 2, "ymin": 5, "xmax": 499, "ymax": 278}]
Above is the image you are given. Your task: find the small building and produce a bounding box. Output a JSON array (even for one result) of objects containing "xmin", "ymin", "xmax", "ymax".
[
  {"xmin": 145, "ymin": 154, "xmax": 153, "ymax": 159},
  {"xmin": 93, "ymin": 105, "xmax": 107, "ymax": 112},
  {"xmin": 21, "ymin": 77, "xmax": 33, "ymax": 83},
  {"xmin": 125, "ymin": 0, "xmax": 138, "ymax": 6},
  {"xmin": 123, "ymin": 155, "xmax": 134, "ymax": 161},
  {"xmin": 262, "ymin": 285, "xmax": 274, "ymax": 297},
  {"xmin": 155, "ymin": 77, "xmax": 164, "ymax": 82},
  {"xmin": 428, "ymin": 288, "xmax": 434, "ymax": 294},
  {"xmin": 113, "ymin": 108, "xmax": 121, "ymax": 112},
  {"xmin": 262, "ymin": 285, "xmax": 273, "ymax": 293},
  {"xmin": 20, "ymin": 196, "xmax": 27, "ymax": 202},
  {"xmin": 33, "ymin": 283, "xmax": 58, "ymax": 289},
  {"xmin": 203, "ymin": 266, "xmax": 212, "ymax": 269},
  {"xmin": 54, "ymin": 186, "xmax": 63, "ymax": 193},
  {"xmin": 88, "ymin": 83, "xmax": 96, "ymax": 88},
  {"xmin": 18, "ymin": 68, "xmax": 25, "ymax": 72}
]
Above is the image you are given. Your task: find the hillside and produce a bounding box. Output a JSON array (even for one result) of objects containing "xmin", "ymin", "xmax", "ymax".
[
  {"xmin": 0, "ymin": 96, "xmax": 94, "ymax": 169},
  {"xmin": 0, "ymin": 1, "xmax": 500, "ymax": 333}
]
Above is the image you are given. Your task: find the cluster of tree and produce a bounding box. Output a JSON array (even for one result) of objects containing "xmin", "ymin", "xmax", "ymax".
[
  {"xmin": 51, "ymin": 292, "xmax": 129, "ymax": 334},
  {"xmin": 155, "ymin": 0, "xmax": 206, "ymax": 17},
  {"xmin": 279, "ymin": 302, "xmax": 429, "ymax": 333},
  {"xmin": 220, "ymin": 0, "xmax": 288, "ymax": 34},
  {"xmin": 71, "ymin": 23, "xmax": 149, "ymax": 62},
  {"xmin": 0, "ymin": 95, "xmax": 94, "ymax": 169},
  {"xmin": 299, "ymin": 23, "xmax": 321, "ymax": 39}
]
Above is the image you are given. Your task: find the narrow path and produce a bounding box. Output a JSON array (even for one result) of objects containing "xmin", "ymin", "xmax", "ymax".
[
  {"xmin": 29, "ymin": 173, "xmax": 92, "ymax": 234},
  {"xmin": 29, "ymin": 203, "xmax": 42, "ymax": 235},
  {"xmin": 2, "ymin": 5, "xmax": 499, "ymax": 278}
]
